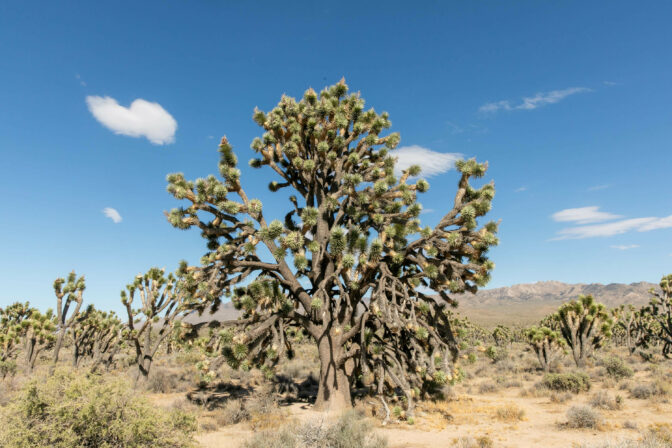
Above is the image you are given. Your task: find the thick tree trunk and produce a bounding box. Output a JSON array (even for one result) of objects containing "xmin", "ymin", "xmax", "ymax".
[
  {"xmin": 53, "ymin": 331, "xmax": 65, "ymax": 364},
  {"xmin": 314, "ymin": 335, "xmax": 352, "ymax": 412}
]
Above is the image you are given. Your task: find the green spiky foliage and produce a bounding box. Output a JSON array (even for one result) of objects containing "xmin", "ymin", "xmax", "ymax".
[
  {"xmin": 524, "ymin": 326, "xmax": 566, "ymax": 372},
  {"xmin": 492, "ymin": 324, "xmax": 511, "ymax": 347},
  {"xmin": 52, "ymin": 271, "xmax": 86, "ymax": 363},
  {"xmin": 23, "ymin": 309, "xmax": 56, "ymax": 371},
  {"xmin": 0, "ymin": 301, "xmax": 35, "ymax": 362},
  {"xmin": 165, "ymin": 80, "xmax": 498, "ymax": 413},
  {"xmin": 553, "ymin": 294, "xmax": 613, "ymax": 367},
  {"xmin": 71, "ymin": 305, "xmax": 124, "ymax": 371},
  {"xmin": 121, "ymin": 267, "xmax": 189, "ymax": 380},
  {"xmin": 647, "ymin": 273, "xmax": 672, "ymax": 358},
  {"xmin": 612, "ymin": 304, "xmax": 657, "ymax": 356}
]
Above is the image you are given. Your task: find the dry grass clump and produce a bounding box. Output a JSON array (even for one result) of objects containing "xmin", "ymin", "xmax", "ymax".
[
  {"xmin": 216, "ymin": 398, "xmax": 250, "ymax": 425},
  {"xmin": 578, "ymin": 424, "xmax": 672, "ymax": 447},
  {"xmin": 452, "ymin": 436, "xmax": 494, "ymax": 448},
  {"xmin": 494, "ymin": 403, "xmax": 525, "ymax": 422},
  {"xmin": 589, "ymin": 391, "xmax": 624, "ymax": 410},
  {"xmin": 550, "ymin": 392, "xmax": 573, "ymax": 403},
  {"xmin": 542, "ymin": 372, "xmax": 591, "ymax": 393},
  {"xmin": 565, "ymin": 405, "xmax": 603, "ymax": 429},
  {"xmin": 146, "ymin": 366, "xmax": 185, "ymax": 393},
  {"xmin": 243, "ymin": 410, "xmax": 387, "ymax": 448}
]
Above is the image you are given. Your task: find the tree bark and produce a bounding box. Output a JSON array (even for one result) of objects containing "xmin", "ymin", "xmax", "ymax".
[{"xmin": 314, "ymin": 334, "xmax": 352, "ymax": 412}]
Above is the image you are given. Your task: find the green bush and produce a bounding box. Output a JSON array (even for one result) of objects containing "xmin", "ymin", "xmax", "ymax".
[
  {"xmin": 565, "ymin": 405, "xmax": 601, "ymax": 429},
  {"xmin": 0, "ymin": 369, "xmax": 196, "ymax": 448},
  {"xmin": 602, "ymin": 357, "xmax": 634, "ymax": 380},
  {"xmin": 485, "ymin": 346, "xmax": 508, "ymax": 363},
  {"xmin": 0, "ymin": 360, "xmax": 17, "ymax": 379},
  {"xmin": 542, "ymin": 372, "xmax": 591, "ymax": 393}
]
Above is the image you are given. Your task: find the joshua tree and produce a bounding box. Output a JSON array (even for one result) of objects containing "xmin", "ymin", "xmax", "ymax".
[
  {"xmin": 524, "ymin": 326, "xmax": 565, "ymax": 372},
  {"xmin": 648, "ymin": 273, "xmax": 672, "ymax": 358},
  {"xmin": 23, "ymin": 309, "xmax": 56, "ymax": 371},
  {"xmin": 0, "ymin": 302, "xmax": 34, "ymax": 362},
  {"xmin": 553, "ymin": 294, "xmax": 613, "ymax": 367},
  {"xmin": 71, "ymin": 305, "xmax": 124, "ymax": 370},
  {"xmin": 166, "ymin": 80, "xmax": 498, "ymax": 412},
  {"xmin": 612, "ymin": 304, "xmax": 657, "ymax": 355},
  {"xmin": 52, "ymin": 271, "xmax": 86, "ymax": 363},
  {"xmin": 492, "ymin": 324, "xmax": 511, "ymax": 347},
  {"xmin": 121, "ymin": 267, "xmax": 188, "ymax": 380}
]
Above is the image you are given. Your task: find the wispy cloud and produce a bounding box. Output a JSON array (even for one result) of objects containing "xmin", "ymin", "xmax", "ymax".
[
  {"xmin": 391, "ymin": 146, "xmax": 462, "ymax": 177},
  {"xmin": 75, "ymin": 74, "xmax": 86, "ymax": 87},
  {"xmin": 553, "ymin": 215, "xmax": 672, "ymax": 240},
  {"xmin": 479, "ymin": 87, "xmax": 591, "ymax": 114},
  {"xmin": 610, "ymin": 244, "xmax": 639, "ymax": 250},
  {"xmin": 588, "ymin": 184, "xmax": 610, "ymax": 191},
  {"xmin": 86, "ymin": 96, "xmax": 177, "ymax": 145},
  {"xmin": 603, "ymin": 81, "xmax": 620, "ymax": 87},
  {"xmin": 103, "ymin": 207, "xmax": 122, "ymax": 223},
  {"xmin": 514, "ymin": 187, "xmax": 527, "ymax": 193},
  {"xmin": 552, "ymin": 206, "xmax": 622, "ymax": 225}
]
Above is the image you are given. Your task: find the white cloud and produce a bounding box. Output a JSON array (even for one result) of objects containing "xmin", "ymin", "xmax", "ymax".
[
  {"xmin": 391, "ymin": 145, "xmax": 462, "ymax": 177},
  {"xmin": 479, "ymin": 87, "xmax": 591, "ymax": 114},
  {"xmin": 552, "ymin": 206, "xmax": 622, "ymax": 224},
  {"xmin": 588, "ymin": 184, "xmax": 610, "ymax": 191},
  {"xmin": 86, "ymin": 96, "xmax": 177, "ymax": 145},
  {"xmin": 610, "ymin": 244, "xmax": 639, "ymax": 250},
  {"xmin": 553, "ymin": 215, "xmax": 672, "ymax": 240},
  {"xmin": 514, "ymin": 187, "xmax": 527, "ymax": 193},
  {"xmin": 103, "ymin": 207, "xmax": 122, "ymax": 223}
]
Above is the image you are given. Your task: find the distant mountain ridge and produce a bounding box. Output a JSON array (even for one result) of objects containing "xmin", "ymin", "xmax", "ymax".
[
  {"xmin": 456, "ymin": 280, "xmax": 657, "ymax": 308},
  {"xmin": 184, "ymin": 281, "xmax": 658, "ymax": 327}
]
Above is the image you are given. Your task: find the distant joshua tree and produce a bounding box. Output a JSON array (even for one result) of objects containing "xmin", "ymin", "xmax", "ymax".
[
  {"xmin": 166, "ymin": 80, "xmax": 498, "ymax": 413},
  {"xmin": 648, "ymin": 274, "xmax": 672, "ymax": 358},
  {"xmin": 553, "ymin": 294, "xmax": 613, "ymax": 367},
  {"xmin": 52, "ymin": 271, "xmax": 86, "ymax": 363},
  {"xmin": 71, "ymin": 305, "xmax": 124, "ymax": 371},
  {"xmin": 121, "ymin": 267, "xmax": 188, "ymax": 381},
  {"xmin": 0, "ymin": 302, "xmax": 34, "ymax": 362},
  {"xmin": 524, "ymin": 326, "xmax": 565, "ymax": 372}
]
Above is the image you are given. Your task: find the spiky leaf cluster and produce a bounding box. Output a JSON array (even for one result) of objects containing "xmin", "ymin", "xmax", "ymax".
[
  {"xmin": 0, "ymin": 302, "xmax": 35, "ymax": 361},
  {"xmin": 647, "ymin": 273, "xmax": 672, "ymax": 358},
  {"xmin": 524, "ymin": 325, "xmax": 566, "ymax": 372}
]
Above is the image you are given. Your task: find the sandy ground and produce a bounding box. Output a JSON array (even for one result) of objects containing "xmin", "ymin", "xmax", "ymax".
[{"xmin": 191, "ymin": 380, "xmax": 671, "ymax": 448}]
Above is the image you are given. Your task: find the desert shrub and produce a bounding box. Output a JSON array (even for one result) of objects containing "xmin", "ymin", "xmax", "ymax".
[
  {"xmin": 542, "ymin": 372, "xmax": 591, "ymax": 393},
  {"xmin": 602, "ymin": 357, "xmax": 634, "ymax": 380},
  {"xmin": 0, "ymin": 369, "xmax": 196, "ymax": 448},
  {"xmin": 590, "ymin": 391, "xmax": 623, "ymax": 410},
  {"xmin": 485, "ymin": 345, "xmax": 508, "ymax": 363},
  {"xmin": 630, "ymin": 384, "xmax": 654, "ymax": 399},
  {"xmin": 467, "ymin": 353, "xmax": 478, "ymax": 364},
  {"xmin": 0, "ymin": 360, "xmax": 17, "ymax": 379},
  {"xmin": 452, "ymin": 436, "xmax": 494, "ymax": 448},
  {"xmin": 217, "ymin": 398, "xmax": 250, "ymax": 426},
  {"xmin": 146, "ymin": 367, "xmax": 182, "ymax": 393},
  {"xmin": 550, "ymin": 392, "xmax": 573, "ymax": 403},
  {"xmin": 566, "ymin": 405, "xmax": 602, "ymax": 429},
  {"xmin": 494, "ymin": 403, "xmax": 525, "ymax": 422},
  {"xmin": 478, "ymin": 382, "xmax": 498, "ymax": 394},
  {"xmin": 246, "ymin": 386, "xmax": 283, "ymax": 430},
  {"xmin": 244, "ymin": 410, "xmax": 386, "ymax": 448},
  {"xmin": 623, "ymin": 421, "xmax": 638, "ymax": 430}
]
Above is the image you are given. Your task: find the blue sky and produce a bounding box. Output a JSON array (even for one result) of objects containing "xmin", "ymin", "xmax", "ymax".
[{"xmin": 1, "ymin": 0, "xmax": 671, "ymax": 312}]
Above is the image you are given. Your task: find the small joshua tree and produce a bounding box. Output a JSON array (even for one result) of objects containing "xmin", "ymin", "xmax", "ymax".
[
  {"xmin": 71, "ymin": 305, "xmax": 124, "ymax": 370},
  {"xmin": 524, "ymin": 326, "xmax": 565, "ymax": 372},
  {"xmin": 52, "ymin": 271, "xmax": 86, "ymax": 363},
  {"xmin": 553, "ymin": 295, "xmax": 613, "ymax": 367},
  {"xmin": 648, "ymin": 273, "xmax": 672, "ymax": 358},
  {"xmin": 166, "ymin": 80, "xmax": 498, "ymax": 412},
  {"xmin": 0, "ymin": 302, "xmax": 34, "ymax": 362},
  {"xmin": 23, "ymin": 309, "xmax": 56, "ymax": 371},
  {"xmin": 121, "ymin": 267, "xmax": 188, "ymax": 380}
]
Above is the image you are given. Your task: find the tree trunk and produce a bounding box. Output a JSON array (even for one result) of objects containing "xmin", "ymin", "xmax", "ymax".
[
  {"xmin": 314, "ymin": 335, "xmax": 352, "ymax": 412},
  {"xmin": 53, "ymin": 330, "xmax": 65, "ymax": 364}
]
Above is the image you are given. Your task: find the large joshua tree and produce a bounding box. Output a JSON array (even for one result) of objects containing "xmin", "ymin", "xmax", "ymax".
[
  {"xmin": 166, "ymin": 80, "xmax": 498, "ymax": 412},
  {"xmin": 52, "ymin": 271, "xmax": 86, "ymax": 363},
  {"xmin": 554, "ymin": 294, "xmax": 613, "ymax": 367}
]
